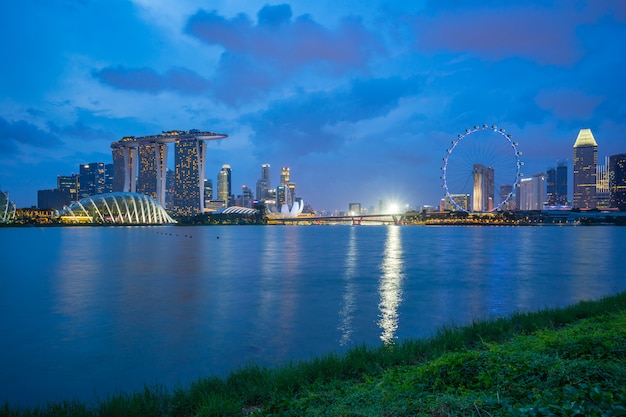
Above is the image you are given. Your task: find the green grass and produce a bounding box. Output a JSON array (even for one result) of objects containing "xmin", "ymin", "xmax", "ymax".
[{"xmin": 4, "ymin": 292, "xmax": 626, "ymax": 416}]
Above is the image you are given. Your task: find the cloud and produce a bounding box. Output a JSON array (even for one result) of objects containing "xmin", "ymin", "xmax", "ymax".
[
  {"xmin": 535, "ymin": 89, "xmax": 604, "ymax": 121},
  {"xmin": 93, "ymin": 66, "xmax": 211, "ymax": 95},
  {"xmin": 244, "ymin": 76, "xmax": 421, "ymax": 159},
  {"xmin": 0, "ymin": 116, "xmax": 63, "ymax": 154},
  {"xmin": 411, "ymin": 3, "xmax": 585, "ymax": 66}
]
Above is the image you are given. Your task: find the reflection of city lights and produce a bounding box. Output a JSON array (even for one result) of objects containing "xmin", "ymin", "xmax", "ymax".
[{"xmin": 378, "ymin": 226, "xmax": 404, "ymax": 343}]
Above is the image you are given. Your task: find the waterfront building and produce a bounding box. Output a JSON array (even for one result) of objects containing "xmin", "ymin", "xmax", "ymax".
[
  {"xmin": 546, "ymin": 162, "xmax": 568, "ymax": 206},
  {"xmin": 111, "ymin": 137, "xmax": 137, "ymax": 193},
  {"xmin": 500, "ymin": 184, "xmax": 515, "ymax": 210},
  {"xmin": 217, "ymin": 164, "xmax": 232, "ymax": 207},
  {"xmin": 79, "ymin": 162, "xmax": 105, "ymax": 199},
  {"xmin": 348, "ymin": 203, "xmax": 361, "ymax": 215},
  {"xmin": 172, "ymin": 139, "xmax": 209, "ymax": 216},
  {"xmin": 472, "ymin": 164, "xmax": 494, "ymax": 212},
  {"xmin": 518, "ymin": 173, "xmax": 546, "ymax": 210},
  {"xmin": 37, "ymin": 189, "xmax": 67, "ymax": 210},
  {"xmin": 609, "ymin": 153, "xmax": 626, "ymax": 209},
  {"xmin": 280, "ymin": 166, "xmax": 290, "ymax": 186},
  {"xmin": 136, "ymin": 142, "xmax": 168, "ymax": 207},
  {"xmin": 58, "ymin": 174, "xmax": 79, "ymax": 203},
  {"xmin": 442, "ymin": 193, "xmax": 471, "ymax": 212},
  {"xmin": 203, "ymin": 178, "xmax": 213, "ymax": 209},
  {"xmin": 104, "ymin": 164, "xmax": 114, "ymax": 193},
  {"xmin": 236, "ymin": 185, "xmax": 254, "ymax": 208},
  {"xmin": 573, "ymin": 128, "xmax": 598, "ymax": 209},
  {"xmin": 596, "ymin": 156, "xmax": 611, "ymax": 209}
]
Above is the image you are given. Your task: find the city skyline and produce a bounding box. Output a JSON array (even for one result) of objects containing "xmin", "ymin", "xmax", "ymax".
[{"xmin": 1, "ymin": 1, "xmax": 625, "ymax": 211}]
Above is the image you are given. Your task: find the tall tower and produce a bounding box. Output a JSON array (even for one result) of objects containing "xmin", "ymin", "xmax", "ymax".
[
  {"xmin": 256, "ymin": 163, "xmax": 271, "ymax": 201},
  {"xmin": 79, "ymin": 162, "xmax": 105, "ymax": 198},
  {"xmin": 546, "ymin": 162, "xmax": 568, "ymax": 206},
  {"xmin": 217, "ymin": 164, "xmax": 232, "ymax": 206},
  {"xmin": 609, "ymin": 153, "xmax": 626, "ymax": 209},
  {"xmin": 111, "ymin": 137, "xmax": 137, "ymax": 193},
  {"xmin": 280, "ymin": 166, "xmax": 290, "ymax": 186},
  {"xmin": 137, "ymin": 142, "xmax": 168, "ymax": 207},
  {"xmin": 472, "ymin": 164, "xmax": 494, "ymax": 212},
  {"xmin": 573, "ymin": 128, "xmax": 598, "ymax": 209},
  {"xmin": 172, "ymin": 138, "xmax": 208, "ymax": 215}
]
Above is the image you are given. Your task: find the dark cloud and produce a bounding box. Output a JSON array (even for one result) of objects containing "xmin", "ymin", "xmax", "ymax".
[
  {"xmin": 0, "ymin": 116, "xmax": 63, "ymax": 153},
  {"xmin": 411, "ymin": 3, "xmax": 586, "ymax": 66},
  {"xmin": 93, "ymin": 66, "xmax": 211, "ymax": 94},
  {"xmin": 244, "ymin": 76, "xmax": 421, "ymax": 159}
]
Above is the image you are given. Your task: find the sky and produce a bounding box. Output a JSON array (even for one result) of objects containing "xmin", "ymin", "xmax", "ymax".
[{"xmin": 1, "ymin": 0, "xmax": 625, "ymax": 212}]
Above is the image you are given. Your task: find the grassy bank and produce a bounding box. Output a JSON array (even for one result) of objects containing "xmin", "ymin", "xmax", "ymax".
[{"xmin": 3, "ymin": 293, "xmax": 626, "ymax": 417}]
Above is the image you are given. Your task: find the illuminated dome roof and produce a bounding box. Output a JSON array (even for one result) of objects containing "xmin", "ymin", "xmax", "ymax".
[
  {"xmin": 213, "ymin": 206, "xmax": 259, "ymax": 215},
  {"xmin": 58, "ymin": 192, "xmax": 175, "ymax": 224},
  {"xmin": 0, "ymin": 191, "xmax": 16, "ymax": 223}
]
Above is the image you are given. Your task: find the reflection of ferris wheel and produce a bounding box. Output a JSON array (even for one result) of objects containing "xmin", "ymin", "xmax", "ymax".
[{"xmin": 442, "ymin": 124, "xmax": 523, "ymax": 213}]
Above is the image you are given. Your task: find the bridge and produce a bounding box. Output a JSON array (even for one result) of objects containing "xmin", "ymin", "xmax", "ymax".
[{"xmin": 267, "ymin": 213, "xmax": 406, "ymax": 225}]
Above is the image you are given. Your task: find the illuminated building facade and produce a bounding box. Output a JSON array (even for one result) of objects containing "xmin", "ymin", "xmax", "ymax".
[
  {"xmin": 546, "ymin": 162, "xmax": 568, "ymax": 206},
  {"xmin": 518, "ymin": 174, "xmax": 546, "ymax": 211},
  {"xmin": 472, "ymin": 164, "xmax": 494, "ymax": 212},
  {"xmin": 217, "ymin": 164, "xmax": 232, "ymax": 207},
  {"xmin": 137, "ymin": 142, "xmax": 168, "ymax": 207},
  {"xmin": 172, "ymin": 139, "xmax": 208, "ymax": 216},
  {"xmin": 443, "ymin": 193, "xmax": 471, "ymax": 211},
  {"xmin": 111, "ymin": 130, "xmax": 227, "ymax": 216},
  {"xmin": 256, "ymin": 163, "xmax": 271, "ymax": 201},
  {"xmin": 609, "ymin": 153, "xmax": 626, "ymax": 209},
  {"xmin": 58, "ymin": 174, "xmax": 79, "ymax": 202},
  {"xmin": 573, "ymin": 128, "xmax": 598, "ymax": 209},
  {"xmin": 499, "ymin": 184, "xmax": 515, "ymax": 210},
  {"xmin": 280, "ymin": 166, "xmax": 290, "ymax": 186},
  {"xmin": 79, "ymin": 162, "xmax": 105, "ymax": 199},
  {"xmin": 596, "ymin": 156, "xmax": 610, "ymax": 209}
]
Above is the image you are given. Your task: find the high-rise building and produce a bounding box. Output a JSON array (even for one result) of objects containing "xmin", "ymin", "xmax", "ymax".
[
  {"xmin": 104, "ymin": 164, "xmax": 114, "ymax": 194},
  {"xmin": 443, "ymin": 193, "xmax": 471, "ymax": 211},
  {"xmin": 518, "ymin": 173, "xmax": 546, "ymax": 210},
  {"xmin": 472, "ymin": 164, "xmax": 494, "ymax": 212},
  {"xmin": 136, "ymin": 142, "xmax": 168, "ymax": 206},
  {"xmin": 172, "ymin": 139, "xmax": 209, "ymax": 216},
  {"xmin": 256, "ymin": 163, "xmax": 271, "ymax": 201},
  {"xmin": 573, "ymin": 128, "xmax": 598, "ymax": 209},
  {"xmin": 204, "ymin": 178, "xmax": 213, "ymax": 208},
  {"xmin": 217, "ymin": 164, "xmax": 232, "ymax": 207},
  {"xmin": 280, "ymin": 166, "xmax": 290, "ymax": 186},
  {"xmin": 58, "ymin": 174, "xmax": 79, "ymax": 203},
  {"xmin": 596, "ymin": 156, "xmax": 611, "ymax": 209},
  {"xmin": 237, "ymin": 185, "xmax": 254, "ymax": 208},
  {"xmin": 348, "ymin": 203, "xmax": 361, "ymax": 215},
  {"xmin": 546, "ymin": 162, "xmax": 568, "ymax": 206},
  {"xmin": 111, "ymin": 137, "xmax": 137, "ymax": 193},
  {"xmin": 499, "ymin": 184, "xmax": 515, "ymax": 210},
  {"xmin": 609, "ymin": 153, "xmax": 626, "ymax": 209},
  {"xmin": 79, "ymin": 162, "xmax": 105, "ymax": 198}
]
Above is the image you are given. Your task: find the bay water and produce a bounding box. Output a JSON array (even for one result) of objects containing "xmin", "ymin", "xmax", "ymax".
[{"xmin": 1, "ymin": 225, "xmax": 624, "ymax": 407}]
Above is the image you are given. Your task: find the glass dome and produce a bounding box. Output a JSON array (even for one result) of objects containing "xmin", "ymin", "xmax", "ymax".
[
  {"xmin": 0, "ymin": 191, "xmax": 16, "ymax": 223},
  {"xmin": 58, "ymin": 192, "xmax": 175, "ymax": 224}
]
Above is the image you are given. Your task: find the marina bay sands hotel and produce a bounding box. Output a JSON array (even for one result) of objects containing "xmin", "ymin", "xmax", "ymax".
[{"xmin": 111, "ymin": 129, "xmax": 227, "ymax": 216}]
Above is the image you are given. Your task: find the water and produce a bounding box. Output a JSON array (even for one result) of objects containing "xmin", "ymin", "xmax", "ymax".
[{"xmin": 1, "ymin": 225, "xmax": 624, "ymax": 407}]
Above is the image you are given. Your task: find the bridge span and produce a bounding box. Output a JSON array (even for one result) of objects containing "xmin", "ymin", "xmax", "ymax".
[{"xmin": 267, "ymin": 213, "xmax": 405, "ymax": 225}]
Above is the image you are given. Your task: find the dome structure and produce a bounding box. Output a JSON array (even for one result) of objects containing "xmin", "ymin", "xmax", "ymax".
[
  {"xmin": 0, "ymin": 191, "xmax": 16, "ymax": 223},
  {"xmin": 57, "ymin": 192, "xmax": 175, "ymax": 224},
  {"xmin": 268, "ymin": 199, "xmax": 304, "ymax": 218}
]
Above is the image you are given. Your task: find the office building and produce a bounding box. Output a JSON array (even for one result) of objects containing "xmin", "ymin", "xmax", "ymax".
[
  {"xmin": 348, "ymin": 203, "xmax": 361, "ymax": 215},
  {"xmin": 472, "ymin": 164, "xmax": 494, "ymax": 212},
  {"xmin": 609, "ymin": 153, "xmax": 626, "ymax": 209},
  {"xmin": 217, "ymin": 164, "xmax": 232, "ymax": 207},
  {"xmin": 256, "ymin": 163, "xmax": 271, "ymax": 201},
  {"xmin": 79, "ymin": 162, "xmax": 105, "ymax": 199},
  {"xmin": 596, "ymin": 156, "xmax": 610, "ymax": 209},
  {"xmin": 500, "ymin": 184, "xmax": 516, "ymax": 210},
  {"xmin": 546, "ymin": 162, "xmax": 568, "ymax": 206},
  {"xmin": 518, "ymin": 173, "xmax": 546, "ymax": 211},
  {"xmin": 443, "ymin": 193, "xmax": 471, "ymax": 212},
  {"xmin": 204, "ymin": 178, "xmax": 213, "ymax": 208},
  {"xmin": 280, "ymin": 166, "xmax": 290, "ymax": 186},
  {"xmin": 58, "ymin": 174, "xmax": 79, "ymax": 203},
  {"xmin": 573, "ymin": 128, "xmax": 598, "ymax": 209}
]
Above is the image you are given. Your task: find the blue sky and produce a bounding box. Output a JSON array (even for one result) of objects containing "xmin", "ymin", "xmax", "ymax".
[{"xmin": 1, "ymin": 0, "xmax": 625, "ymax": 211}]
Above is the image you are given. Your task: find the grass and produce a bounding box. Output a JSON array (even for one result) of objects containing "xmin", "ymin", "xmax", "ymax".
[{"xmin": 3, "ymin": 292, "xmax": 626, "ymax": 416}]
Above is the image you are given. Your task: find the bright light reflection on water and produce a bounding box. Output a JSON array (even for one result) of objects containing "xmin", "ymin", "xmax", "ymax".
[{"xmin": 378, "ymin": 226, "xmax": 404, "ymax": 343}]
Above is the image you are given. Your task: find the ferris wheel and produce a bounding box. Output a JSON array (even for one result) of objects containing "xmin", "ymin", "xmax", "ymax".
[{"xmin": 441, "ymin": 124, "xmax": 523, "ymax": 213}]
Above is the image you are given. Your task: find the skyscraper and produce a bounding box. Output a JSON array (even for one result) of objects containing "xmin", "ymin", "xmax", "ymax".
[
  {"xmin": 280, "ymin": 166, "xmax": 290, "ymax": 186},
  {"xmin": 472, "ymin": 164, "xmax": 494, "ymax": 212},
  {"xmin": 573, "ymin": 129, "xmax": 598, "ymax": 209},
  {"xmin": 136, "ymin": 142, "xmax": 168, "ymax": 206},
  {"xmin": 256, "ymin": 163, "xmax": 271, "ymax": 201},
  {"xmin": 172, "ymin": 139, "xmax": 208, "ymax": 216},
  {"xmin": 596, "ymin": 156, "xmax": 610, "ymax": 209},
  {"xmin": 546, "ymin": 162, "xmax": 568, "ymax": 206},
  {"xmin": 79, "ymin": 162, "xmax": 105, "ymax": 198},
  {"xmin": 518, "ymin": 173, "xmax": 546, "ymax": 210},
  {"xmin": 609, "ymin": 153, "xmax": 626, "ymax": 209},
  {"xmin": 217, "ymin": 164, "xmax": 232, "ymax": 207},
  {"xmin": 111, "ymin": 137, "xmax": 137, "ymax": 193}
]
